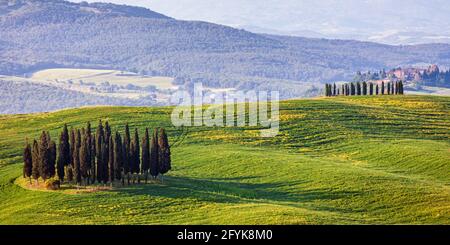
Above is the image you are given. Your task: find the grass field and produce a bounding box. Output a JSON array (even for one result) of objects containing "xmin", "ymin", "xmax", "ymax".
[{"xmin": 0, "ymin": 95, "xmax": 449, "ymax": 224}]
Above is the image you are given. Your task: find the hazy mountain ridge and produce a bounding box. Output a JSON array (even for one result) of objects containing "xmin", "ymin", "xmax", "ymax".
[
  {"xmin": 130, "ymin": 0, "xmax": 450, "ymax": 45},
  {"xmin": 1, "ymin": 0, "xmax": 450, "ymax": 103}
]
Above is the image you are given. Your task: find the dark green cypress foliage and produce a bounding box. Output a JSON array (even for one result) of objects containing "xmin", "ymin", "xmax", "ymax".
[
  {"xmin": 132, "ymin": 128, "xmax": 140, "ymax": 175},
  {"xmin": 157, "ymin": 128, "xmax": 171, "ymax": 178},
  {"xmin": 90, "ymin": 133, "xmax": 96, "ymax": 181},
  {"xmin": 39, "ymin": 131, "xmax": 50, "ymax": 180},
  {"xmin": 123, "ymin": 123, "xmax": 131, "ymax": 184},
  {"xmin": 387, "ymin": 82, "xmax": 391, "ymax": 95},
  {"xmin": 96, "ymin": 121, "xmax": 104, "ymax": 184},
  {"xmin": 356, "ymin": 82, "xmax": 361, "ymax": 95},
  {"xmin": 376, "ymin": 84, "xmax": 379, "ymax": 95},
  {"xmin": 114, "ymin": 132, "xmax": 123, "ymax": 182},
  {"xmin": 67, "ymin": 166, "xmax": 73, "ymax": 183},
  {"xmin": 31, "ymin": 140, "xmax": 40, "ymax": 183},
  {"xmin": 150, "ymin": 128, "xmax": 159, "ymax": 178},
  {"xmin": 391, "ymin": 82, "xmax": 395, "ymax": 95},
  {"xmin": 130, "ymin": 140, "xmax": 137, "ymax": 183},
  {"xmin": 73, "ymin": 129, "xmax": 82, "ymax": 185},
  {"xmin": 70, "ymin": 128, "xmax": 75, "ymax": 166},
  {"xmin": 108, "ymin": 136, "xmax": 114, "ymax": 184},
  {"xmin": 141, "ymin": 128, "xmax": 150, "ymax": 183},
  {"xmin": 23, "ymin": 141, "xmax": 32, "ymax": 182},
  {"xmin": 103, "ymin": 121, "xmax": 111, "ymax": 182},
  {"xmin": 362, "ymin": 82, "xmax": 367, "ymax": 95},
  {"xmin": 101, "ymin": 139, "xmax": 109, "ymax": 184},
  {"xmin": 85, "ymin": 122, "xmax": 92, "ymax": 182},
  {"xmin": 399, "ymin": 81, "xmax": 404, "ymax": 94},
  {"xmin": 57, "ymin": 133, "xmax": 65, "ymax": 182},
  {"xmin": 61, "ymin": 124, "xmax": 70, "ymax": 166},
  {"xmin": 333, "ymin": 83, "xmax": 336, "ymax": 96},
  {"xmin": 324, "ymin": 84, "xmax": 329, "ymax": 96},
  {"xmin": 369, "ymin": 83, "xmax": 374, "ymax": 95},
  {"xmin": 381, "ymin": 82, "xmax": 385, "ymax": 95},
  {"xmin": 80, "ymin": 132, "xmax": 89, "ymax": 185},
  {"xmin": 345, "ymin": 84, "xmax": 350, "ymax": 96},
  {"xmin": 48, "ymin": 140, "xmax": 56, "ymax": 178},
  {"xmin": 341, "ymin": 84, "xmax": 345, "ymax": 96},
  {"xmin": 104, "ymin": 121, "xmax": 111, "ymax": 144}
]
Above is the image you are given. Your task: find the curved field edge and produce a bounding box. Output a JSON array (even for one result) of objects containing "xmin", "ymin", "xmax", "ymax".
[{"xmin": 0, "ymin": 95, "xmax": 449, "ymax": 224}]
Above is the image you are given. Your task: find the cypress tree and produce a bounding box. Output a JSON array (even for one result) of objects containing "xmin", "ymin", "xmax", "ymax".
[
  {"xmin": 387, "ymin": 82, "xmax": 391, "ymax": 95},
  {"xmin": 103, "ymin": 121, "xmax": 111, "ymax": 182},
  {"xmin": 356, "ymin": 82, "xmax": 361, "ymax": 95},
  {"xmin": 57, "ymin": 125, "xmax": 70, "ymax": 182},
  {"xmin": 85, "ymin": 122, "xmax": 92, "ymax": 183},
  {"xmin": 157, "ymin": 128, "xmax": 171, "ymax": 181},
  {"xmin": 132, "ymin": 128, "xmax": 140, "ymax": 175},
  {"xmin": 108, "ymin": 136, "xmax": 114, "ymax": 185},
  {"xmin": 345, "ymin": 84, "xmax": 350, "ymax": 96},
  {"xmin": 376, "ymin": 84, "xmax": 379, "ymax": 95},
  {"xmin": 114, "ymin": 132, "xmax": 123, "ymax": 183},
  {"xmin": 90, "ymin": 133, "xmax": 96, "ymax": 182},
  {"xmin": 391, "ymin": 82, "xmax": 395, "ymax": 95},
  {"xmin": 96, "ymin": 121, "xmax": 104, "ymax": 184},
  {"xmin": 57, "ymin": 137, "xmax": 65, "ymax": 182},
  {"xmin": 104, "ymin": 121, "xmax": 111, "ymax": 144},
  {"xmin": 31, "ymin": 140, "xmax": 40, "ymax": 184},
  {"xmin": 101, "ymin": 139, "xmax": 109, "ymax": 184},
  {"xmin": 350, "ymin": 83, "xmax": 355, "ymax": 95},
  {"xmin": 23, "ymin": 141, "xmax": 33, "ymax": 183},
  {"xmin": 39, "ymin": 131, "xmax": 50, "ymax": 180},
  {"xmin": 362, "ymin": 82, "xmax": 367, "ymax": 95},
  {"xmin": 80, "ymin": 132, "xmax": 89, "ymax": 185},
  {"xmin": 369, "ymin": 83, "xmax": 373, "ymax": 95},
  {"xmin": 73, "ymin": 129, "xmax": 81, "ymax": 185},
  {"xmin": 150, "ymin": 128, "xmax": 159, "ymax": 179},
  {"xmin": 381, "ymin": 82, "xmax": 385, "ymax": 95},
  {"xmin": 130, "ymin": 140, "xmax": 137, "ymax": 184},
  {"xmin": 399, "ymin": 81, "xmax": 404, "ymax": 94},
  {"xmin": 70, "ymin": 128, "xmax": 75, "ymax": 166},
  {"xmin": 341, "ymin": 84, "xmax": 345, "ymax": 96},
  {"xmin": 324, "ymin": 84, "xmax": 329, "ymax": 96},
  {"xmin": 67, "ymin": 166, "xmax": 73, "ymax": 184},
  {"xmin": 333, "ymin": 83, "xmax": 336, "ymax": 96},
  {"xmin": 141, "ymin": 128, "xmax": 150, "ymax": 183},
  {"xmin": 123, "ymin": 123, "xmax": 131, "ymax": 184},
  {"xmin": 48, "ymin": 140, "xmax": 56, "ymax": 179},
  {"xmin": 61, "ymin": 124, "xmax": 70, "ymax": 166}
]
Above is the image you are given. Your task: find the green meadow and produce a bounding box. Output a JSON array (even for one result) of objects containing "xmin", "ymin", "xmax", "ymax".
[{"xmin": 0, "ymin": 95, "xmax": 449, "ymax": 224}]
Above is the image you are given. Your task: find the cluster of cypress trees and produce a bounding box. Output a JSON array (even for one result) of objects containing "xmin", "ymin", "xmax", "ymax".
[
  {"xmin": 23, "ymin": 121, "xmax": 171, "ymax": 187},
  {"xmin": 325, "ymin": 81, "xmax": 404, "ymax": 97}
]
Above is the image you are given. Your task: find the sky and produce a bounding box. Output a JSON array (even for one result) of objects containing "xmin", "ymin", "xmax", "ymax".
[{"xmin": 71, "ymin": 0, "xmax": 450, "ymax": 44}]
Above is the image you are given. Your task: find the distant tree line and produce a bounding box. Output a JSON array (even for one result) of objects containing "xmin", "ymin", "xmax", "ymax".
[
  {"xmin": 324, "ymin": 81, "xmax": 404, "ymax": 97},
  {"xmin": 23, "ymin": 122, "xmax": 171, "ymax": 187}
]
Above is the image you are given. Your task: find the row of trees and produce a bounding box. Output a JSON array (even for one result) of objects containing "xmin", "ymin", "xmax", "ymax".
[
  {"xmin": 325, "ymin": 81, "xmax": 404, "ymax": 97},
  {"xmin": 23, "ymin": 122, "xmax": 171, "ymax": 187}
]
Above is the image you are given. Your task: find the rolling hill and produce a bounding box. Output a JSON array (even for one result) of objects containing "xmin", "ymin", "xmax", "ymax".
[
  {"xmin": 0, "ymin": 95, "xmax": 448, "ymax": 224},
  {"xmin": 1, "ymin": 0, "xmax": 450, "ymax": 102}
]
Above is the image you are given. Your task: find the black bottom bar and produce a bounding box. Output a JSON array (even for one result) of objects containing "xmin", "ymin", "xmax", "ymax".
[{"xmin": 0, "ymin": 225, "xmax": 448, "ymax": 242}]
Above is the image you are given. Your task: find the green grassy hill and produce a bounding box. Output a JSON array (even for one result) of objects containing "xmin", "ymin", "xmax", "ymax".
[{"xmin": 0, "ymin": 95, "xmax": 449, "ymax": 224}]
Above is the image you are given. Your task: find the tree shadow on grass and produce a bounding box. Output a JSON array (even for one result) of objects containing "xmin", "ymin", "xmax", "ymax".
[{"xmin": 113, "ymin": 176, "xmax": 362, "ymax": 209}]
